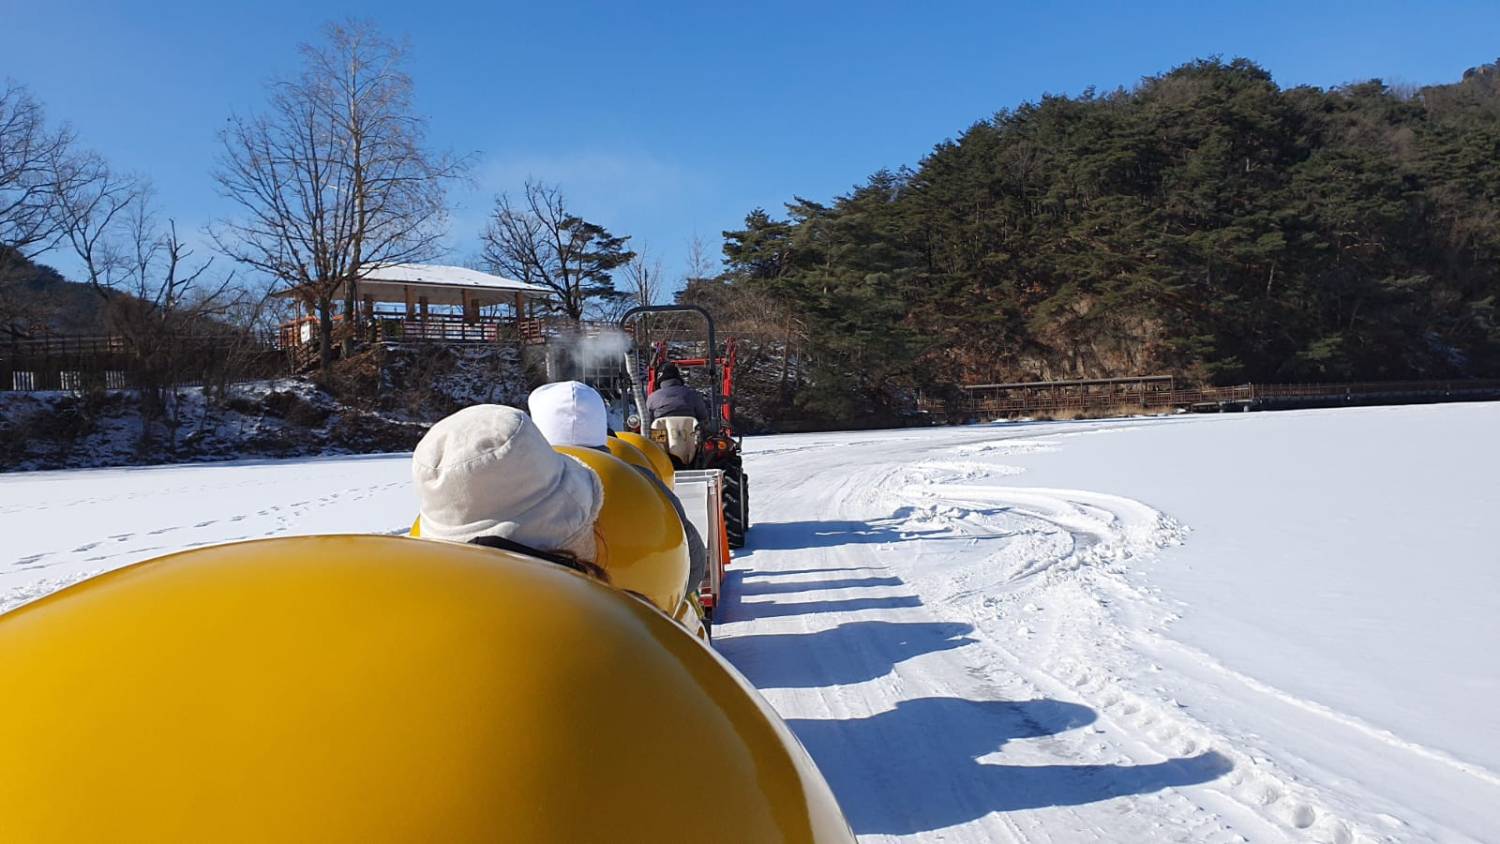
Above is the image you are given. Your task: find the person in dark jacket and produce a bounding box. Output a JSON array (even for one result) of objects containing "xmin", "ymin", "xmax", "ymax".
[{"xmin": 647, "ymin": 364, "xmax": 712, "ymax": 427}]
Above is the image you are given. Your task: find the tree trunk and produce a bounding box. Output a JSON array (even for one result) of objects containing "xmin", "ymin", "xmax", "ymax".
[
  {"xmin": 318, "ymin": 295, "xmax": 335, "ymax": 372},
  {"xmin": 343, "ymin": 53, "xmax": 365, "ymax": 359},
  {"xmin": 342, "ymin": 279, "xmax": 358, "ymax": 357}
]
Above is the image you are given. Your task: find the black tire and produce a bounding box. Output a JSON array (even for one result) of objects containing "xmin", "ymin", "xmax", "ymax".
[{"xmin": 723, "ymin": 461, "xmax": 747, "ymax": 549}]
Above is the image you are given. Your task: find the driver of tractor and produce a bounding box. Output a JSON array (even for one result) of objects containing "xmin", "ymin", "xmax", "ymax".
[
  {"xmin": 647, "ymin": 363, "xmax": 712, "ymax": 467},
  {"xmin": 530, "ymin": 380, "xmax": 709, "ymax": 602}
]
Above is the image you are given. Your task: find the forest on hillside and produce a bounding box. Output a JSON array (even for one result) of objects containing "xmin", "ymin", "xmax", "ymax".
[
  {"xmin": 8, "ymin": 42, "xmax": 1500, "ymax": 434},
  {"xmin": 688, "ymin": 58, "xmax": 1500, "ymax": 427}
]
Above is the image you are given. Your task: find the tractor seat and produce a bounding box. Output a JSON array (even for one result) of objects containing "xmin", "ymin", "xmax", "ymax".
[{"xmin": 650, "ymin": 416, "xmax": 700, "ymax": 467}]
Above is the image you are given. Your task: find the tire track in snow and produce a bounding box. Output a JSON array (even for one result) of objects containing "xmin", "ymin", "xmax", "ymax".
[
  {"xmin": 723, "ymin": 432, "xmax": 1239, "ymax": 841},
  {"xmin": 723, "ymin": 425, "xmax": 1374, "ymax": 843},
  {"xmin": 890, "ymin": 441, "xmax": 1377, "ymax": 843}
]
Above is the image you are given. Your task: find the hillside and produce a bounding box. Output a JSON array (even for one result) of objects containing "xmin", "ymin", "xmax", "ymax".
[
  {"xmin": 0, "ymin": 248, "xmax": 109, "ymax": 338},
  {"xmin": 693, "ymin": 58, "xmax": 1500, "ymax": 428}
]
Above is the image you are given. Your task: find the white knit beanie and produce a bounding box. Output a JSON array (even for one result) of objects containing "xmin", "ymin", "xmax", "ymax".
[
  {"xmin": 412, "ymin": 405, "xmax": 603, "ymax": 560},
  {"xmin": 528, "ymin": 381, "xmax": 609, "ymax": 448}
]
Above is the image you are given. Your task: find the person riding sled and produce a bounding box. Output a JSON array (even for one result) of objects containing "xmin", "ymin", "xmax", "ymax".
[
  {"xmin": 529, "ymin": 380, "xmax": 708, "ymax": 601},
  {"xmin": 411, "ymin": 404, "xmax": 607, "ymax": 580}
]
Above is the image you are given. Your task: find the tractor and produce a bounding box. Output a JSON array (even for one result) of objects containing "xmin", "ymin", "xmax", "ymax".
[{"xmin": 620, "ymin": 305, "xmax": 749, "ymax": 618}]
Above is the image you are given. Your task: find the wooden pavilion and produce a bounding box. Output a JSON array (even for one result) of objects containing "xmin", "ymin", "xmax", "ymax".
[{"xmin": 276, "ymin": 264, "xmax": 556, "ymax": 347}]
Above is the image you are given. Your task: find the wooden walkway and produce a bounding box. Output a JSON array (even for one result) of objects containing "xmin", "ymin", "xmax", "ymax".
[{"xmin": 921, "ymin": 376, "xmax": 1500, "ymax": 420}]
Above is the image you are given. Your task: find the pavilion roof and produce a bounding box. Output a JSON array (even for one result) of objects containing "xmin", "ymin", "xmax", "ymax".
[{"xmin": 273, "ymin": 263, "xmax": 554, "ymax": 305}]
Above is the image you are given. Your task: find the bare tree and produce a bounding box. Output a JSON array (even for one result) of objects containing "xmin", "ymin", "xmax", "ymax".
[
  {"xmin": 480, "ymin": 180, "xmax": 634, "ymax": 320},
  {"xmin": 684, "ymin": 234, "xmax": 718, "ymax": 287},
  {"xmin": 0, "ymin": 81, "xmax": 99, "ymax": 338},
  {"xmin": 53, "ymin": 162, "xmax": 244, "ymax": 442},
  {"xmin": 676, "ymin": 247, "xmax": 808, "ymax": 415},
  {"xmin": 49, "ymin": 148, "xmax": 143, "ymax": 290},
  {"xmin": 622, "ymin": 244, "xmax": 663, "ymax": 308},
  {"xmin": 0, "ymin": 81, "xmax": 75, "ymax": 258},
  {"xmin": 213, "ymin": 20, "xmax": 464, "ymax": 371}
]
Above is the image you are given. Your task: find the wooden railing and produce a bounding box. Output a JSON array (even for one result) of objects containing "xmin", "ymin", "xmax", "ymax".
[
  {"xmin": 372, "ymin": 314, "xmax": 504, "ymax": 344},
  {"xmin": 2, "ymin": 333, "xmax": 282, "ymax": 392},
  {"xmin": 276, "ymin": 314, "xmax": 623, "ymax": 349},
  {"xmin": 4, "ymin": 334, "xmax": 277, "ymax": 361},
  {"xmin": 4, "ymin": 335, "xmax": 130, "ymax": 357},
  {"xmin": 920, "ymin": 378, "xmax": 1500, "ymax": 418}
]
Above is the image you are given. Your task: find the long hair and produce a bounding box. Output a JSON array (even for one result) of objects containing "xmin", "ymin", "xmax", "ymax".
[{"xmin": 467, "ymin": 535, "xmax": 611, "ymax": 583}]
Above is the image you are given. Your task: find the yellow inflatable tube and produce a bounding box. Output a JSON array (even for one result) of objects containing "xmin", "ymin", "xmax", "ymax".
[
  {"xmin": 0, "ymin": 535, "xmax": 852, "ymax": 842},
  {"xmin": 408, "ymin": 443, "xmax": 699, "ymax": 635},
  {"xmin": 411, "ymin": 447, "xmax": 689, "ymax": 617},
  {"xmin": 555, "ymin": 445, "xmax": 689, "ymax": 615},
  {"xmin": 616, "ymin": 430, "xmax": 675, "ymax": 488},
  {"xmin": 604, "ymin": 435, "xmax": 656, "ymax": 475}
]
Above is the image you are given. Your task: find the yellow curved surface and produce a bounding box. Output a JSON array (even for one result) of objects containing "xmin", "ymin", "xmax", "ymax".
[
  {"xmin": 678, "ymin": 590, "xmax": 711, "ymax": 642},
  {"xmin": 605, "ymin": 436, "xmax": 656, "ymax": 476},
  {"xmin": 0, "ymin": 536, "xmax": 852, "ymax": 842},
  {"xmin": 616, "ymin": 431, "xmax": 675, "ymax": 489},
  {"xmin": 557, "ymin": 445, "xmax": 689, "ymax": 613}
]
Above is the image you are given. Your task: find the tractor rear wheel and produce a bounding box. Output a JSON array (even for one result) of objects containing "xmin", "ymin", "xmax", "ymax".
[{"xmin": 723, "ymin": 461, "xmax": 748, "ymax": 549}]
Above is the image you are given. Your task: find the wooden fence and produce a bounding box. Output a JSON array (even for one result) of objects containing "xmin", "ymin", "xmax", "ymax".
[
  {"xmin": 921, "ymin": 376, "xmax": 1500, "ymax": 419},
  {"xmin": 5, "ymin": 319, "xmax": 628, "ymax": 391},
  {"xmin": 277, "ymin": 314, "xmax": 622, "ymax": 351},
  {"xmin": 2, "ymin": 335, "xmax": 283, "ymax": 392}
]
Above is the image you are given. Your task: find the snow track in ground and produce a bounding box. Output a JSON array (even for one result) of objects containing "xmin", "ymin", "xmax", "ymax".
[
  {"xmin": 717, "ymin": 430, "xmax": 1324, "ymax": 842},
  {"xmin": 719, "ymin": 410, "xmax": 1500, "ymax": 842},
  {"xmin": 0, "ymin": 454, "xmax": 415, "ymax": 613}
]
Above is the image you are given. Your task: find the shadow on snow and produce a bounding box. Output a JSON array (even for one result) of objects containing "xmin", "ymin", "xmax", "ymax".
[
  {"xmin": 737, "ymin": 566, "xmax": 880, "ymax": 579},
  {"xmin": 735, "ymin": 576, "xmax": 906, "ymax": 596},
  {"xmin": 716, "ymin": 569, "xmax": 925, "ymax": 622},
  {"xmin": 715, "ymin": 620, "xmax": 976, "ymax": 688},
  {"xmin": 741, "ymin": 519, "xmax": 945, "ymax": 551},
  {"xmin": 727, "ymin": 595, "xmax": 924, "ymax": 620},
  {"xmin": 788, "ymin": 697, "xmax": 1233, "ymax": 835}
]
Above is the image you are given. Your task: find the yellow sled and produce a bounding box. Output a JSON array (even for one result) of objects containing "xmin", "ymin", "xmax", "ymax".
[
  {"xmin": 0, "ymin": 534, "xmax": 852, "ymax": 843},
  {"xmin": 411, "ymin": 441, "xmax": 706, "ymax": 639}
]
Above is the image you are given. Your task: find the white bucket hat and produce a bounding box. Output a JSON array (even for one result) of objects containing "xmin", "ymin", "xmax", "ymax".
[
  {"xmin": 528, "ymin": 381, "xmax": 608, "ymax": 448},
  {"xmin": 412, "ymin": 404, "xmax": 603, "ymax": 560}
]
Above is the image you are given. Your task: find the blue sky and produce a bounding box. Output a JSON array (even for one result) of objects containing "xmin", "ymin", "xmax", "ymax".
[{"xmin": 7, "ymin": 0, "xmax": 1500, "ymax": 294}]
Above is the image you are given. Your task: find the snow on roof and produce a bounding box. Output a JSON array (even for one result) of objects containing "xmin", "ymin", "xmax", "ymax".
[{"xmin": 362, "ymin": 263, "xmax": 552, "ymax": 296}]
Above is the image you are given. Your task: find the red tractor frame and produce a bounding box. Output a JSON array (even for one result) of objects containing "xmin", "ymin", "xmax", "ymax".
[{"xmin": 621, "ymin": 305, "xmax": 749, "ymax": 549}]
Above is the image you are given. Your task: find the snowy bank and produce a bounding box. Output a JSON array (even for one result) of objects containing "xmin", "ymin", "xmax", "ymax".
[{"xmin": 0, "ymin": 344, "xmax": 527, "ymax": 471}]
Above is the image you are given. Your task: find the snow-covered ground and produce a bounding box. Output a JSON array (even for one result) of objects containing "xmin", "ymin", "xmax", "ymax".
[
  {"xmin": 3, "ymin": 403, "xmax": 1497, "ymax": 842},
  {"xmin": 1, "ymin": 453, "xmax": 417, "ymax": 611}
]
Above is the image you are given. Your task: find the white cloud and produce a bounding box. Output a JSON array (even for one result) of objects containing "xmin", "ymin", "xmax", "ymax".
[
  {"xmin": 444, "ymin": 148, "xmax": 720, "ymax": 283},
  {"xmin": 467, "ymin": 149, "xmax": 705, "ymax": 230}
]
